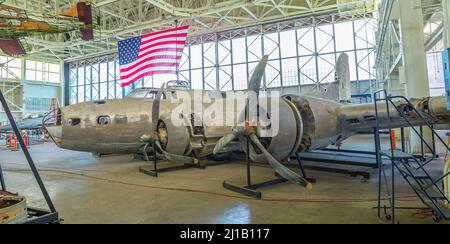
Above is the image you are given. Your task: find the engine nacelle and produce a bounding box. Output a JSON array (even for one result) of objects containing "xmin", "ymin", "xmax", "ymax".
[
  {"xmin": 285, "ymin": 95, "xmax": 348, "ymax": 152},
  {"xmin": 250, "ymin": 97, "xmax": 304, "ymax": 163},
  {"xmin": 158, "ymin": 97, "xmax": 304, "ymax": 163}
]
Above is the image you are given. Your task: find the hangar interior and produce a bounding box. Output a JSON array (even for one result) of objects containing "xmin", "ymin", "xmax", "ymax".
[{"xmin": 1, "ymin": 0, "xmax": 450, "ymax": 224}]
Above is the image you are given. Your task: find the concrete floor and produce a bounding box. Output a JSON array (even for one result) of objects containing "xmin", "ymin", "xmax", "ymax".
[{"xmin": 0, "ymin": 135, "xmax": 448, "ymax": 224}]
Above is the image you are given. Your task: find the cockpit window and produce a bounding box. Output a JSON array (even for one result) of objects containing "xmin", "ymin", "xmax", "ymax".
[
  {"xmin": 126, "ymin": 89, "xmax": 166, "ymax": 99},
  {"xmin": 126, "ymin": 82, "xmax": 189, "ymax": 99}
]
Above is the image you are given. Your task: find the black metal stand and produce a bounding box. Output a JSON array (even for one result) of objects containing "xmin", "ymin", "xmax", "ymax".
[
  {"xmin": 306, "ymin": 148, "xmax": 380, "ymax": 168},
  {"xmin": 302, "ymin": 164, "xmax": 371, "ymax": 180},
  {"xmin": 223, "ymin": 140, "xmax": 315, "ymax": 199},
  {"xmin": 26, "ymin": 207, "xmax": 60, "ymax": 224},
  {"xmin": 138, "ymin": 142, "xmax": 229, "ymax": 177},
  {"xmin": 0, "ymin": 89, "xmax": 59, "ymax": 224},
  {"xmin": 139, "ymin": 164, "xmax": 204, "ymax": 177},
  {"xmin": 296, "ymin": 149, "xmax": 375, "ymax": 179},
  {"xmin": 294, "ymin": 152, "xmax": 317, "ymax": 183}
]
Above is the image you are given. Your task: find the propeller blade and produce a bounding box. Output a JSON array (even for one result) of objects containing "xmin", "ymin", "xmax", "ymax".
[
  {"xmin": 248, "ymin": 55, "xmax": 269, "ymax": 97},
  {"xmin": 249, "ymin": 134, "xmax": 312, "ymax": 189},
  {"xmin": 155, "ymin": 141, "xmax": 199, "ymax": 165},
  {"xmin": 214, "ymin": 55, "xmax": 269, "ymax": 155},
  {"xmin": 213, "ymin": 133, "xmax": 237, "ymax": 155}
]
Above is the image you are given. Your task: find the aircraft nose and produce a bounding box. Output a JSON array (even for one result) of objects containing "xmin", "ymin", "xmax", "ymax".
[{"xmin": 44, "ymin": 126, "xmax": 63, "ymax": 146}]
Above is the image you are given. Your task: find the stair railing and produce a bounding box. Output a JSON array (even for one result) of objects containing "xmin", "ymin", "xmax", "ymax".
[{"xmin": 386, "ymin": 95, "xmax": 450, "ymax": 188}]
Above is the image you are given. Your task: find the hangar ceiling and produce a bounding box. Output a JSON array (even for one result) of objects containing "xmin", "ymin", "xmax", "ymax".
[{"xmin": 1, "ymin": 0, "xmax": 376, "ymax": 62}]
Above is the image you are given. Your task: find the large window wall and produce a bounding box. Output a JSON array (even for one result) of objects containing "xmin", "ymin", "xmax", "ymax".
[
  {"xmin": 0, "ymin": 56, "xmax": 61, "ymax": 123},
  {"xmin": 68, "ymin": 14, "xmax": 376, "ymax": 104},
  {"xmin": 25, "ymin": 60, "xmax": 60, "ymax": 83},
  {"xmin": 0, "ymin": 56, "xmax": 22, "ymax": 79}
]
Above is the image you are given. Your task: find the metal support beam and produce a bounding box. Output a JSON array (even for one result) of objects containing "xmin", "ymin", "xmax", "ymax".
[
  {"xmin": 397, "ymin": 0, "xmax": 432, "ymax": 154},
  {"xmin": 444, "ymin": 0, "xmax": 450, "ymax": 48}
]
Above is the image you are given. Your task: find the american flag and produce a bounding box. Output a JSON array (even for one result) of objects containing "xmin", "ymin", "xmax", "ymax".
[{"xmin": 118, "ymin": 25, "xmax": 189, "ymax": 87}]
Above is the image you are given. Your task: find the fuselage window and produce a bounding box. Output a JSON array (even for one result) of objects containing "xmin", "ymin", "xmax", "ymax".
[
  {"xmin": 115, "ymin": 115, "xmax": 128, "ymax": 124},
  {"xmin": 97, "ymin": 116, "xmax": 111, "ymax": 125},
  {"xmin": 67, "ymin": 118, "xmax": 81, "ymax": 126}
]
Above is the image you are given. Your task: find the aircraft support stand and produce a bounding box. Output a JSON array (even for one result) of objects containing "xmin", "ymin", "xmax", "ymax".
[{"xmin": 139, "ymin": 142, "xmax": 230, "ymax": 177}]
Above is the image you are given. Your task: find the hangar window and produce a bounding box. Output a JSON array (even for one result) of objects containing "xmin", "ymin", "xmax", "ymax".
[
  {"xmin": 67, "ymin": 118, "xmax": 81, "ymax": 126},
  {"xmin": 25, "ymin": 60, "xmax": 60, "ymax": 83},
  {"xmin": 0, "ymin": 56, "xmax": 21, "ymax": 79},
  {"xmin": 97, "ymin": 116, "xmax": 111, "ymax": 125}
]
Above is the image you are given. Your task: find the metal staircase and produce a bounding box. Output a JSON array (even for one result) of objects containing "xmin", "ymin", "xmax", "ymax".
[{"xmin": 373, "ymin": 90, "xmax": 450, "ymax": 223}]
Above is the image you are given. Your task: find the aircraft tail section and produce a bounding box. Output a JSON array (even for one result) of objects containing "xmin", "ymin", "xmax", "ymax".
[
  {"xmin": 337, "ymin": 96, "xmax": 450, "ymax": 133},
  {"xmin": 336, "ymin": 53, "xmax": 351, "ymax": 102}
]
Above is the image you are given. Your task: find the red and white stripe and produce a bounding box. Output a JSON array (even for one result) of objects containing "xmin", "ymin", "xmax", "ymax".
[{"xmin": 120, "ymin": 25, "xmax": 189, "ymax": 87}]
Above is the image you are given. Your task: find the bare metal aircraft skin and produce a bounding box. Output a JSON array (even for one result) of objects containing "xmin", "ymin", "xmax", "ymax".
[
  {"xmin": 43, "ymin": 56, "xmax": 450, "ymax": 187},
  {"xmin": 45, "ymin": 91, "xmax": 450, "ymax": 155}
]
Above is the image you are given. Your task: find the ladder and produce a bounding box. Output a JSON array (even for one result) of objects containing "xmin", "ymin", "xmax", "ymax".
[
  {"xmin": 44, "ymin": 97, "xmax": 60, "ymax": 126},
  {"xmin": 373, "ymin": 90, "xmax": 450, "ymax": 223}
]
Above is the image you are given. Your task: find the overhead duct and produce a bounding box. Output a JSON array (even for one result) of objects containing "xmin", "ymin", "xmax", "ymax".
[
  {"xmin": 336, "ymin": 0, "xmax": 375, "ymax": 15},
  {"xmin": 60, "ymin": 2, "xmax": 94, "ymax": 41},
  {"xmin": 0, "ymin": 38, "xmax": 26, "ymax": 56}
]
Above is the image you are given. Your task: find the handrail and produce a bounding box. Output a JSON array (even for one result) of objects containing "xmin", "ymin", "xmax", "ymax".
[
  {"xmin": 386, "ymin": 99, "xmax": 436, "ymax": 160},
  {"xmin": 389, "ymin": 95, "xmax": 450, "ymax": 152},
  {"xmin": 373, "ymin": 89, "xmax": 395, "ymax": 159}
]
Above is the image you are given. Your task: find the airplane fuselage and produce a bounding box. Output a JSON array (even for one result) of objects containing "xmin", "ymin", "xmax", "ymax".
[{"xmin": 45, "ymin": 89, "xmax": 450, "ymax": 163}]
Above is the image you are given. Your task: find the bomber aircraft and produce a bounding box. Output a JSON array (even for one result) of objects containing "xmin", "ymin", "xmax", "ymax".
[{"xmin": 43, "ymin": 56, "xmax": 450, "ymax": 188}]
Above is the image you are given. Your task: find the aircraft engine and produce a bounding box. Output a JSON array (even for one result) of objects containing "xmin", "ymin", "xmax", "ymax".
[
  {"xmin": 156, "ymin": 114, "xmax": 192, "ymax": 156},
  {"xmin": 249, "ymin": 97, "xmax": 304, "ymax": 163},
  {"xmin": 155, "ymin": 96, "xmax": 305, "ymax": 163}
]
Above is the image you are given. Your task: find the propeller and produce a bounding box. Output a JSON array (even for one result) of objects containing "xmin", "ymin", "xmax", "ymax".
[
  {"xmin": 213, "ymin": 55, "xmax": 312, "ymax": 188},
  {"xmin": 213, "ymin": 55, "xmax": 269, "ymax": 154},
  {"xmin": 143, "ymin": 83, "xmax": 199, "ymax": 165}
]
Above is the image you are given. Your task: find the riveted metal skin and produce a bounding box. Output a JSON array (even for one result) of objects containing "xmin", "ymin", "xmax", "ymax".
[{"xmin": 45, "ymin": 88, "xmax": 450, "ymax": 164}]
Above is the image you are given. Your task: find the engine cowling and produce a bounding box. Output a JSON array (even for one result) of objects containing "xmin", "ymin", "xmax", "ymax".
[
  {"xmin": 284, "ymin": 95, "xmax": 347, "ymax": 152},
  {"xmin": 250, "ymin": 97, "xmax": 304, "ymax": 163}
]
